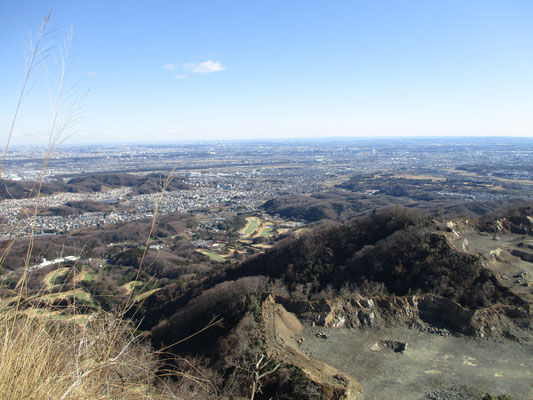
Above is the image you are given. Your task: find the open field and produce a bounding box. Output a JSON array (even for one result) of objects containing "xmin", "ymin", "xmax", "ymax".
[
  {"xmin": 303, "ymin": 326, "xmax": 533, "ymax": 400},
  {"xmin": 257, "ymin": 224, "xmax": 273, "ymax": 237},
  {"xmin": 74, "ymin": 266, "xmax": 96, "ymax": 283},
  {"xmin": 240, "ymin": 217, "xmax": 261, "ymax": 236},
  {"xmin": 196, "ymin": 249, "xmax": 226, "ymax": 261},
  {"xmin": 20, "ymin": 308, "xmax": 62, "ymax": 319},
  {"xmin": 252, "ymin": 243, "xmax": 273, "ymax": 249},
  {"xmin": 322, "ymin": 174, "xmax": 351, "ymax": 187},
  {"xmin": 393, "ymin": 174, "xmax": 446, "ymax": 182},
  {"xmin": 44, "ymin": 266, "xmax": 96, "ymax": 290},
  {"xmin": 448, "ymin": 167, "xmax": 533, "ymax": 186},
  {"xmin": 19, "ymin": 307, "xmax": 90, "ymax": 321},
  {"xmin": 196, "ymin": 248, "xmax": 234, "ymax": 262},
  {"xmin": 239, "ymin": 217, "xmax": 276, "ymax": 239}
]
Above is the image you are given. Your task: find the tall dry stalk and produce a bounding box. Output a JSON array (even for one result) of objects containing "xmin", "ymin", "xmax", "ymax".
[
  {"xmin": 0, "ymin": 9, "xmax": 54, "ymax": 290},
  {"xmin": 0, "ymin": 11, "xmax": 219, "ymax": 400},
  {"xmin": 0, "ymin": 10, "xmax": 55, "ymax": 180},
  {"xmin": 4, "ymin": 17, "xmax": 87, "ymax": 336},
  {"xmin": 0, "ymin": 11, "xmax": 175, "ymax": 400}
]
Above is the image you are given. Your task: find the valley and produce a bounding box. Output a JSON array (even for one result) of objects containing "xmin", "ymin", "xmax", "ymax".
[{"xmin": 1, "ymin": 138, "xmax": 533, "ymax": 399}]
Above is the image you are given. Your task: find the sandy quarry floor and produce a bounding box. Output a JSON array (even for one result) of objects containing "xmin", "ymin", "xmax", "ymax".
[{"xmin": 302, "ymin": 326, "xmax": 533, "ymax": 400}]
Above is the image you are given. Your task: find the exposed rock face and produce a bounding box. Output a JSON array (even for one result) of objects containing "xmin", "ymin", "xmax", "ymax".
[
  {"xmin": 274, "ymin": 294, "xmax": 531, "ymax": 339},
  {"xmin": 470, "ymin": 303, "xmax": 532, "ymax": 338},
  {"xmin": 260, "ymin": 294, "xmax": 531, "ymax": 399},
  {"xmin": 260, "ymin": 295, "xmax": 364, "ymax": 400},
  {"xmin": 486, "ymin": 214, "xmax": 533, "ymax": 235}
]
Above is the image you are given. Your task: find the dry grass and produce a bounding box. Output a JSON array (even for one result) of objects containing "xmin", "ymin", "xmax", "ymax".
[{"xmin": 0, "ymin": 311, "xmax": 172, "ymax": 400}]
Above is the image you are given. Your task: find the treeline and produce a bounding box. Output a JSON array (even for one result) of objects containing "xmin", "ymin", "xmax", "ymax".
[
  {"xmin": 338, "ymin": 172, "xmax": 512, "ymax": 199},
  {"xmin": 66, "ymin": 172, "xmax": 192, "ymax": 194},
  {"xmin": 37, "ymin": 200, "xmax": 115, "ymax": 216},
  {"xmin": 0, "ymin": 212, "xmax": 195, "ymax": 272},
  {"xmin": 262, "ymin": 189, "xmax": 504, "ymax": 224},
  {"xmin": 0, "ymin": 172, "xmax": 191, "ymax": 200},
  {"xmin": 458, "ymin": 163, "xmax": 533, "ymax": 176},
  {"xmin": 262, "ymin": 192, "xmax": 360, "ymax": 222},
  {"xmin": 229, "ymin": 206, "xmax": 521, "ymax": 309}
]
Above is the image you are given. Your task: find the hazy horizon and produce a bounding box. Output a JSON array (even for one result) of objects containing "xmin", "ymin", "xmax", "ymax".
[{"xmin": 6, "ymin": 135, "xmax": 533, "ymax": 151}]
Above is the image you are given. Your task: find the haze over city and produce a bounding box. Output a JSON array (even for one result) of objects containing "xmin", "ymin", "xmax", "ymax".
[{"xmin": 1, "ymin": 0, "xmax": 533, "ymax": 145}]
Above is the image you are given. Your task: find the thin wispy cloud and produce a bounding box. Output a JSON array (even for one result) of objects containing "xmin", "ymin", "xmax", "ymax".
[
  {"xmin": 163, "ymin": 63, "xmax": 176, "ymax": 71},
  {"xmin": 86, "ymin": 71, "xmax": 97, "ymax": 77},
  {"xmin": 184, "ymin": 60, "xmax": 225, "ymax": 74},
  {"xmin": 174, "ymin": 74, "xmax": 187, "ymax": 80}
]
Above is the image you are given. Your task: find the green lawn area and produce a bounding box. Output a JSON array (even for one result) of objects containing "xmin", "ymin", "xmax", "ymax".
[
  {"xmin": 197, "ymin": 249, "xmax": 226, "ymax": 261},
  {"xmin": 244, "ymin": 217, "xmax": 260, "ymax": 235},
  {"xmin": 259, "ymin": 225, "xmax": 273, "ymax": 237},
  {"xmin": 75, "ymin": 266, "xmax": 96, "ymax": 282}
]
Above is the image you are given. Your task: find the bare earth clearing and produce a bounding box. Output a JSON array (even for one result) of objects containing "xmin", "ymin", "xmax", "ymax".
[{"xmin": 302, "ymin": 326, "xmax": 533, "ymax": 400}]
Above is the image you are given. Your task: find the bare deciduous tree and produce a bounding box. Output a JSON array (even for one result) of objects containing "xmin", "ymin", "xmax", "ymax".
[{"xmin": 236, "ymin": 354, "xmax": 282, "ymax": 400}]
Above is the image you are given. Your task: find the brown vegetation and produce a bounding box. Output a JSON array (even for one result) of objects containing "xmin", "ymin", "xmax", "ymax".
[{"xmin": 0, "ymin": 172, "xmax": 191, "ymax": 200}]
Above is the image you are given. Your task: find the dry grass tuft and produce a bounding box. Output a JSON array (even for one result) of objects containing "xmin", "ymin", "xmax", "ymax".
[{"xmin": 0, "ymin": 310, "xmax": 175, "ymax": 400}]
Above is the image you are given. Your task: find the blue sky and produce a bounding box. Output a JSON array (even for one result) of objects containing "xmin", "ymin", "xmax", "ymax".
[{"xmin": 1, "ymin": 0, "xmax": 533, "ymax": 144}]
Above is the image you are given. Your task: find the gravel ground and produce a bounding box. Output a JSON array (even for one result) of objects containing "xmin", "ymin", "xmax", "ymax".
[
  {"xmin": 422, "ymin": 385, "xmax": 479, "ymax": 399},
  {"xmin": 301, "ymin": 326, "xmax": 533, "ymax": 400}
]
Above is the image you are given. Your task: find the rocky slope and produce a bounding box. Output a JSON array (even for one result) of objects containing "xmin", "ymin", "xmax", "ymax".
[{"xmin": 145, "ymin": 205, "xmax": 533, "ymax": 399}]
